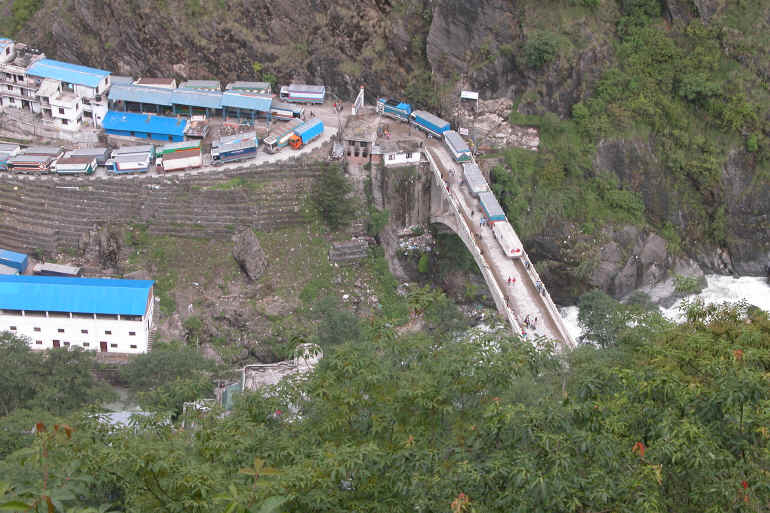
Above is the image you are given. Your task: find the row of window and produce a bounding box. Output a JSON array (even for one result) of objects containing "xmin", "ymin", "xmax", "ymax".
[
  {"xmin": 33, "ymin": 340, "xmax": 139, "ymax": 350},
  {"xmin": 9, "ymin": 326, "xmax": 136, "ymax": 336}
]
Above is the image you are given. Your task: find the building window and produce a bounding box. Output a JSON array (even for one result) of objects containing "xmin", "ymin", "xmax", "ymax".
[
  {"xmin": 130, "ymin": 345, "xmax": 137, "ymax": 349},
  {"xmin": 57, "ymin": 328, "xmax": 64, "ymax": 333},
  {"xmin": 6, "ymin": 85, "xmax": 11, "ymax": 91},
  {"xmin": 63, "ymin": 342, "xmax": 70, "ymax": 347},
  {"xmin": 9, "ymin": 326, "xmax": 16, "ymax": 331},
  {"xmin": 83, "ymin": 342, "xmax": 90, "ymax": 347},
  {"xmin": 62, "ymin": 119, "xmax": 68, "ymax": 125},
  {"xmin": 110, "ymin": 343, "xmax": 118, "ymax": 348},
  {"xmin": 105, "ymin": 330, "xmax": 112, "ymax": 335},
  {"xmin": 81, "ymin": 329, "xmax": 88, "ymax": 334},
  {"xmin": 34, "ymin": 327, "xmax": 41, "ymax": 332},
  {"xmin": 129, "ymin": 331, "xmax": 136, "ymax": 336},
  {"xmin": 35, "ymin": 340, "xmax": 43, "ymax": 345},
  {"xmin": 388, "ymin": 154, "xmax": 395, "ymax": 160},
  {"xmin": 405, "ymin": 152, "xmax": 412, "ymax": 159},
  {"xmin": 58, "ymin": 107, "xmax": 64, "ymax": 115}
]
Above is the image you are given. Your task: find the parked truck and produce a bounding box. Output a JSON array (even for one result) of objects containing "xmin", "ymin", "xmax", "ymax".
[
  {"xmin": 263, "ymin": 119, "xmax": 303, "ymax": 154},
  {"xmin": 288, "ymin": 118, "xmax": 324, "ymax": 149},
  {"xmin": 409, "ymin": 110, "xmax": 451, "ymax": 138},
  {"xmin": 157, "ymin": 148, "xmax": 202, "ymax": 172},
  {"xmin": 279, "ymin": 84, "xmax": 325, "ymax": 104},
  {"xmin": 376, "ymin": 98, "xmax": 412, "ymax": 122},
  {"xmin": 212, "ymin": 131, "xmax": 258, "ymax": 164}
]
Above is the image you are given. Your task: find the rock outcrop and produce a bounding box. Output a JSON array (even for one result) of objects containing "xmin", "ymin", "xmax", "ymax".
[{"xmin": 232, "ymin": 229, "xmax": 268, "ymax": 282}]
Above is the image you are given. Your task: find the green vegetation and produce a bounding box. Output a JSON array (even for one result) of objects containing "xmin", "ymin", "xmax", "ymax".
[
  {"xmin": 309, "ymin": 164, "xmax": 356, "ymax": 230},
  {"xmin": 523, "ymin": 31, "xmax": 561, "ymax": 69},
  {"xmin": 1, "ymin": 300, "xmax": 769, "ymax": 512},
  {"xmin": 0, "ymin": 0, "xmax": 42, "ymax": 37},
  {"xmin": 492, "ymin": 113, "xmax": 645, "ymax": 240}
]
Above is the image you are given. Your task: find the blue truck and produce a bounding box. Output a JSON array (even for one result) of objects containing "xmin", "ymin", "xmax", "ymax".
[
  {"xmin": 263, "ymin": 119, "xmax": 304, "ymax": 154},
  {"xmin": 212, "ymin": 131, "xmax": 258, "ymax": 164},
  {"xmin": 377, "ymin": 98, "xmax": 412, "ymax": 122},
  {"xmin": 409, "ymin": 110, "xmax": 451, "ymax": 138},
  {"xmin": 479, "ymin": 191, "xmax": 506, "ymax": 222},
  {"xmin": 289, "ymin": 118, "xmax": 324, "ymax": 149}
]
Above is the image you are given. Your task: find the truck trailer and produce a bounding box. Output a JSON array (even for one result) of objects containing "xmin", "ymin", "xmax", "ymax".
[
  {"xmin": 376, "ymin": 98, "xmax": 412, "ymax": 122},
  {"xmin": 55, "ymin": 156, "xmax": 97, "ymax": 175},
  {"xmin": 279, "ymin": 84, "xmax": 325, "ymax": 104},
  {"xmin": 288, "ymin": 118, "xmax": 324, "ymax": 149},
  {"xmin": 263, "ymin": 119, "xmax": 303, "ymax": 154},
  {"xmin": 158, "ymin": 148, "xmax": 202, "ymax": 172},
  {"xmin": 478, "ymin": 191, "xmax": 506, "ymax": 222},
  {"xmin": 270, "ymin": 101, "xmax": 304, "ymax": 121},
  {"xmin": 6, "ymin": 155, "xmax": 54, "ymax": 173},
  {"xmin": 409, "ymin": 110, "xmax": 451, "ymax": 138},
  {"xmin": 157, "ymin": 140, "xmax": 201, "ymax": 157},
  {"xmin": 212, "ymin": 131, "xmax": 258, "ymax": 164},
  {"xmin": 462, "ymin": 162, "xmax": 489, "ymax": 197},
  {"xmin": 443, "ymin": 130, "xmax": 471, "ymax": 163},
  {"xmin": 67, "ymin": 147, "xmax": 110, "ymax": 166}
]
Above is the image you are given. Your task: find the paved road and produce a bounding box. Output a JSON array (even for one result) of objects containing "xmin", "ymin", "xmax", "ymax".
[{"xmin": 428, "ymin": 140, "xmax": 572, "ymax": 346}]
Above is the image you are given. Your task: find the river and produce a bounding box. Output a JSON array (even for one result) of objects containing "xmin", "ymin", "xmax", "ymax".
[{"xmin": 560, "ymin": 274, "xmax": 770, "ymax": 341}]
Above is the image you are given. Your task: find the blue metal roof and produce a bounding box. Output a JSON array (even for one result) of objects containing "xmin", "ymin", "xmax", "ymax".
[
  {"xmin": 0, "ymin": 38, "xmax": 12, "ymax": 52},
  {"xmin": 0, "ymin": 275, "xmax": 153, "ymax": 316},
  {"xmin": 102, "ymin": 111, "xmax": 187, "ymax": 137},
  {"xmin": 26, "ymin": 58, "xmax": 109, "ymax": 88},
  {"xmin": 171, "ymin": 89, "xmax": 223, "ymax": 109},
  {"xmin": 108, "ymin": 84, "xmax": 173, "ymax": 106},
  {"xmin": 221, "ymin": 92, "xmax": 272, "ymax": 112}
]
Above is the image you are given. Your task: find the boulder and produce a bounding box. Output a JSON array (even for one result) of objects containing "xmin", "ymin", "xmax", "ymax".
[{"xmin": 232, "ymin": 228, "xmax": 268, "ymax": 281}]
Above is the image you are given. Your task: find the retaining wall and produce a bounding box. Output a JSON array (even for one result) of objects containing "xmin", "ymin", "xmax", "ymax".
[{"xmin": 0, "ymin": 163, "xmax": 323, "ymax": 255}]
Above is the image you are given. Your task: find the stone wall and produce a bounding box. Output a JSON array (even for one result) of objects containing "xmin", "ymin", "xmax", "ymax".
[{"xmin": 0, "ymin": 163, "xmax": 322, "ymax": 256}]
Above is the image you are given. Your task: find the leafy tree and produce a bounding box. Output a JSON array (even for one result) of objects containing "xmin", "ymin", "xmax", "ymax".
[
  {"xmin": 524, "ymin": 31, "xmax": 559, "ymax": 69},
  {"xmin": 0, "ymin": 333, "xmax": 39, "ymax": 416},
  {"xmin": 119, "ymin": 341, "xmax": 215, "ymax": 390},
  {"xmin": 310, "ymin": 164, "xmax": 355, "ymax": 230},
  {"xmin": 137, "ymin": 376, "xmax": 214, "ymax": 420},
  {"xmin": 313, "ymin": 296, "xmax": 361, "ymax": 348}
]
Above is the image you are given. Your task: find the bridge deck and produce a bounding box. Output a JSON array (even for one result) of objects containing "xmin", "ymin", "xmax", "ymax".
[{"xmin": 427, "ymin": 141, "xmax": 573, "ymax": 348}]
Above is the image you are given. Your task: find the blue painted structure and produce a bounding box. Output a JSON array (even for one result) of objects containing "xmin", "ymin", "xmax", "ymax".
[
  {"xmin": 212, "ymin": 131, "xmax": 258, "ymax": 163},
  {"xmin": 0, "ymin": 249, "xmax": 28, "ymax": 273},
  {"xmin": 26, "ymin": 59, "xmax": 109, "ymax": 88},
  {"xmin": 0, "ymin": 275, "xmax": 153, "ymax": 316},
  {"xmin": 409, "ymin": 110, "xmax": 451, "ymax": 138},
  {"xmin": 377, "ymin": 98, "xmax": 412, "ymax": 122},
  {"xmin": 102, "ymin": 111, "xmax": 187, "ymax": 142}
]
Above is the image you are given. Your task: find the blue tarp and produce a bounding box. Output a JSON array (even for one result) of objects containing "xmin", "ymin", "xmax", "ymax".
[
  {"xmin": 102, "ymin": 111, "xmax": 187, "ymax": 137},
  {"xmin": 0, "ymin": 249, "xmax": 28, "ymax": 272},
  {"xmin": 27, "ymin": 58, "xmax": 109, "ymax": 88},
  {"xmin": 0, "ymin": 275, "xmax": 154, "ymax": 315}
]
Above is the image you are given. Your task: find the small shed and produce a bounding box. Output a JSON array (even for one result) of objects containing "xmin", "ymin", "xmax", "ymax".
[
  {"xmin": 0, "ymin": 248, "xmax": 29, "ymax": 273},
  {"xmin": 179, "ymin": 80, "xmax": 221, "ymax": 91},
  {"xmin": 381, "ymin": 140, "xmax": 422, "ymax": 167},
  {"xmin": 226, "ymin": 81, "xmax": 271, "ymax": 95}
]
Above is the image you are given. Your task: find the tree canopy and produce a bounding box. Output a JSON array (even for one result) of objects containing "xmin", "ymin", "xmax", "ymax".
[{"xmin": 1, "ymin": 299, "xmax": 768, "ymax": 512}]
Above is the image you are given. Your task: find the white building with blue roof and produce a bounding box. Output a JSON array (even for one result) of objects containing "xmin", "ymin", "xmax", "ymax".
[
  {"xmin": 0, "ymin": 275, "xmax": 154, "ymax": 354},
  {"xmin": 26, "ymin": 58, "xmax": 111, "ymax": 130}
]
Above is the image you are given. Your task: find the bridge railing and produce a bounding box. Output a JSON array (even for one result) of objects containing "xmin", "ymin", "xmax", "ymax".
[{"xmin": 425, "ymin": 149, "xmax": 523, "ymax": 335}]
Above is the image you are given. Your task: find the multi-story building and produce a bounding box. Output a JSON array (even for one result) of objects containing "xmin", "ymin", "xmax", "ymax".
[
  {"xmin": 26, "ymin": 58, "xmax": 111, "ymax": 130},
  {"xmin": 0, "ymin": 38, "xmax": 45, "ymax": 113},
  {"xmin": 0, "ymin": 275, "xmax": 154, "ymax": 354}
]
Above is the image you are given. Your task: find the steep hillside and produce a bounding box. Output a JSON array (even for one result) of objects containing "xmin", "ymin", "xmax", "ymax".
[{"xmin": 2, "ymin": 0, "xmax": 769, "ymax": 298}]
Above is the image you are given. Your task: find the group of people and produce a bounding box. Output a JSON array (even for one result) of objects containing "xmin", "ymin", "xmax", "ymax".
[{"xmin": 524, "ymin": 314, "xmax": 538, "ymax": 329}]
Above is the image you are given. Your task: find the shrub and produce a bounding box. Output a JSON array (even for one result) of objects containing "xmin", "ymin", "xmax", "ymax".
[
  {"xmin": 746, "ymin": 133, "xmax": 758, "ymax": 153},
  {"xmin": 524, "ymin": 31, "xmax": 560, "ymax": 69}
]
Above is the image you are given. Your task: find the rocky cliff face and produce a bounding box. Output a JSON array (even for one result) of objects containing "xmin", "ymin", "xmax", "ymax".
[{"xmin": 9, "ymin": 0, "xmax": 770, "ymax": 301}]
